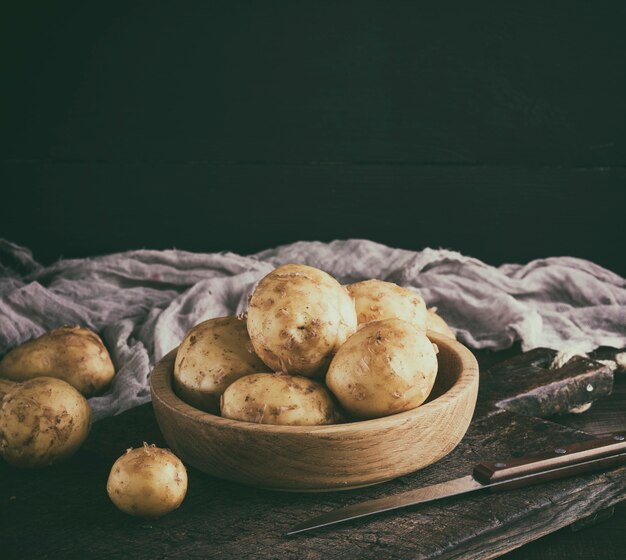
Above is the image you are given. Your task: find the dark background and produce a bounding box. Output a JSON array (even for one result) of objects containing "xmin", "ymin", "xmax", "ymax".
[{"xmin": 2, "ymin": 2, "xmax": 625, "ymax": 274}]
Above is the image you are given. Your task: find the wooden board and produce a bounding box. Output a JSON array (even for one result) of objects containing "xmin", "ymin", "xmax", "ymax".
[{"xmin": 1, "ymin": 348, "xmax": 625, "ymax": 559}]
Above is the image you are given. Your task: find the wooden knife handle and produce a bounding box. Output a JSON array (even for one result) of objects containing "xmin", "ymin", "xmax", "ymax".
[{"xmin": 473, "ymin": 431, "xmax": 626, "ymax": 488}]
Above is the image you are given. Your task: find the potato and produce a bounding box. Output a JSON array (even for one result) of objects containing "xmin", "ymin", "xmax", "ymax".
[
  {"xmin": 427, "ymin": 307, "xmax": 456, "ymax": 339},
  {"xmin": 0, "ymin": 325, "xmax": 115, "ymax": 396},
  {"xmin": 221, "ymin": 373, "xmax": 340, "ymax": 425},
  {"xmin": 247, "ymin": 264, "xmax": 357, "ymax": 377},
  {"xmin": 346, "ymin": 279, "xmax": 427, "ymax": 331},
  {"xmin": 107, "ymin": 444, "xmax": 188, "ymax": 519},
  {"xmin": 326, "ymin": 318, "xmax": 438, "ymax": 419},
  {"xmin": 174, "ymin": 316, "xmax": 269, "ymax": 413},
  {"xmin": 0, "ymin": 377, "xmax": 92, "ymax": 468}
]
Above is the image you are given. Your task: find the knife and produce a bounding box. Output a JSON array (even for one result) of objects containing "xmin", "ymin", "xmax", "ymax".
[{"xmin": 287, "ymin": 431, "xmax": 626, "ymax": 536}]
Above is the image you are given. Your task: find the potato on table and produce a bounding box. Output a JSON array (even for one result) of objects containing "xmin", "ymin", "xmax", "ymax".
[
  {"xmin": 326, "ymin": 318, "xmax": 438, "ymax": 419},
  {"xmin": 0, "ymin": 325, "xmax": 115, "ymax": 397},
  {"xmin": 107, "ymin": 444, "xmax": 187, "ymax": 519},
  {"xmin": 247, "ymin": 264, "xmax": 357, "ymax": 377},
  {"xmin": 221, "ymin": 373, "xmax": 340, "ymax": 425},
  {"xmin": 174, "ymin": 316, "xmax": 269, "ymax": 413},
  {"xmin": 0, "ymin": 377, "xmax": 92, "ymax": 468},
  {"xmin": 346, "ymin": 279, "xmax": 428, "ymax": 331}
]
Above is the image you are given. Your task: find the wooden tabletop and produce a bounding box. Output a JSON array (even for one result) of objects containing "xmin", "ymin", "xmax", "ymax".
[
  {"xmin": 2, "ymin": 345, "xmax": 625, "ymax": 559},
  {"xmin": 485, "ymin": 347, "xmax": 626, "ymax": 560}
]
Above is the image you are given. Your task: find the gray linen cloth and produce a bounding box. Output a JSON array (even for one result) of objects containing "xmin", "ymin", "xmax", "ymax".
[{"xmin": 1, "ymin": 238, "xmax": 625, "ymax": 421}]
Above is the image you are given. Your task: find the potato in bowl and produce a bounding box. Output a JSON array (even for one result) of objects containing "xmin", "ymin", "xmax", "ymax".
[
  {"xmin": 427, "ymin": 307, "xmax": 456, "ymax": 339},
  {"xmin": 326, "ymin": 318, "xmax": 438, "ymax": 419},
  {"xmin": 220, "ymin": 373, "xmax": 340, "ymax": 426},
  {"xmin": 346, "ymin": 279, "xmax": 428, "ymax": 331},
  {"xmin": 173, "ymin": 316, "xmax": 269, "ymax": 414},
  {"xmin": 246, "ymin": 264, "xmax": 357, "ymax": 377}
]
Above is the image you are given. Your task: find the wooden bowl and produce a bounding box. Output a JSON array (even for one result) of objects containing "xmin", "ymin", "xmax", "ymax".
[{"xmin": 150, "ymin": 332, "xmax": 479, "ymax": 492}]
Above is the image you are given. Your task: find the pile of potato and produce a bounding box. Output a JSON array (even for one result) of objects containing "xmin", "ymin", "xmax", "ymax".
[
  {"xmin": 174, "ymin": 264, "xmax": 456, "ymax": 425},
  {"xmin": 0, "ymin": 263, "xmax": 455, "ymax": 519},
  {"xmin": 0, "ymin": 326, "xmax": 115, "ymax": 468},
  {"xmin": 0, "ymin": 325, "xmax": 188, "ymax": 519}
]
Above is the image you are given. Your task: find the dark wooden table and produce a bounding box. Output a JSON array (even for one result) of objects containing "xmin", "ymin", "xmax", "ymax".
[
  {"xmin": 477, "ymin": 346, "xmax": 626, "ymax": 560},
  {"xmin": 2, "ymin": 345, "xmax": 625, "ymax": 559}
]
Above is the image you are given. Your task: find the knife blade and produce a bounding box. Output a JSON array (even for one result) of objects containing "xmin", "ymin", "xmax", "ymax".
[{"xmin": 287, "ymin": 431, "xmax": 626, "ymax": 536}]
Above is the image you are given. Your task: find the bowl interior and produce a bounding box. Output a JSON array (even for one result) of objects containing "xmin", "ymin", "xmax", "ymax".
[{"xmin": 157, "ymin": 334, "xmax": 463, "ymax": 430}]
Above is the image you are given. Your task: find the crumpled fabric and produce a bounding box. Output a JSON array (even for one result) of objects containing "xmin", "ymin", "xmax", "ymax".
[{"xmin": 1, "ymin": 238, "xmax": 624, "ymax": 421}]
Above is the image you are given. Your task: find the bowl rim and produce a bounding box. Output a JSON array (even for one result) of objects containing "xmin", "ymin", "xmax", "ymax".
[{"xmin": 150, "ymin": 331, "xmax": 479, "ymax": 435}]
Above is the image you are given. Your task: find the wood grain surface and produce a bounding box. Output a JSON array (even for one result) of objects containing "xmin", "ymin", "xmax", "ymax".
[{"xmin": 2, "ymin": 347, "xmax": 625, "ymax": 559}]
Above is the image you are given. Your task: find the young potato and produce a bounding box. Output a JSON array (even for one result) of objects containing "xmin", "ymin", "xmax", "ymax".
[
  {"xmin": 326, "ymin": 318, "xmax": 438, "ymax": 420},
  {"xmin": 0, "ymin": 377, "xmax": 92, "ymax": 468},
  {"xmin": 221, "ymin": 373, "xmax": 340, "ymax": 426},
  {"xmin": 346, "ymin": 279, "xmax": 428, "ymax": 331},
  {"xmin": 427, "ymin": 307, "xmax": 456, "ymax": 339},
  {"xmin": 174, "ymin": 316, "xmax": 269, "ymax": 413},
  {"xmin": 0, "ymin": 325, "xmax": 115, "ymax": 397},
  {"xmin": 107, "ymin": 444, "xmax": 188, "ymax": 519},
  {"xmin": 247, "ymin": 264, "xmax": 357, "ymax": 377}
]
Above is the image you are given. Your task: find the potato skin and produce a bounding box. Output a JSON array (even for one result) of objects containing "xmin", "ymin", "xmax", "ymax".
[
  {"xmin": 326, "ymin": 319, "xmax": 438, "ymax": 419},
  {"xmin": 346, "ymin": 279, "xmax": 427, "ymax": 331},
  {"xmin": 247, "ymin": 264, "xmax": 357, "ymax": 377},
  {"xmin": 174, "ymin": 316, "xmax": 269, "ymax": 413},
  {"xmin": 0, "ymin": 377, "xmax": 92, "ymax": 468},
  {"xmin": 0, "ymin": 379, "xmax": 16, "ymax": 401},
  {"xmin": 107, "ymin": 444, "xmax": 188, "ymax": 519},
  {"xmin": 0, "ymin": 325, "xmax": 115, "ymax": 397},
  {"xmin": 221, "ymin": 373, "xmax": 340, "ymax": 425},
  {"xmin": 427, "ymin": 308, "xmax": 456, "ymax": 339}
]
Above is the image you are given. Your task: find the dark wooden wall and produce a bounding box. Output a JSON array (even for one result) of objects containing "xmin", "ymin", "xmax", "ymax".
[{"xmin": 2, "ymin": 2, "xmax": 625, "ymax": 274}]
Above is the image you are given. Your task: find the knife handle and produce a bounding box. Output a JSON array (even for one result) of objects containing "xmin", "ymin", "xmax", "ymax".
[{"xmin": 473, "ymin": 431, "xmax": 626, "ymax": 488}]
